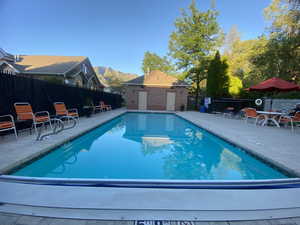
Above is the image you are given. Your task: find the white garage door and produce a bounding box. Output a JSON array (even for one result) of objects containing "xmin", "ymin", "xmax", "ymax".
[
  {"xmin": 138, "ymin": 91, "xmax": 147, "ymax": 110},
  {"xmin": 166, "ymin": 92, "xmax": 176, "ymax": 111}
]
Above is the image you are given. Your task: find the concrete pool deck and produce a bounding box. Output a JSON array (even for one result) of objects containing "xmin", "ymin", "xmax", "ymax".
[{"xmin": 1, "ymin": 109, "xmax": 300, "ymax": 223}]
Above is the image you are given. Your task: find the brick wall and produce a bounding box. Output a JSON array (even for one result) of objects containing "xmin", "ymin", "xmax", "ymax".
[{"xmin": 124, "ymin": 85, "xmax": 188, "ymax": 111}]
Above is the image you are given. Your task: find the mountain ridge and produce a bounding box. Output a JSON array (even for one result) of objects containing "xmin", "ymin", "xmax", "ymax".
[{"xmin": 94, "ymin": 66, "xmax": 139, "ymax": 93}]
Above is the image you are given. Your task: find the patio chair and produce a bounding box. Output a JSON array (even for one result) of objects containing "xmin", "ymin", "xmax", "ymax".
[
  {"xmin": 0, "ymin": 114, "xmax": 17, "ymax": 138},
  {"xmin": 99, "ymin": 101, "xmax": 112, "ymax": 111},
  {"xmin": 279, "ymin": 112, "xmax": 300, "ymax": 131},
  {"xmin": 243, "ymin": 108, "xmax": 264, "ymax": 125},
  {"xmin": 94, "ymin": 102, "xmax": 105, "ymax": 112},
  {"xmin": 53, "ymin": 102, "xmax": 79, "ymax": 121},
  {"xmin": 14, "ymin": 102, "xmax": 52, "ymax": 134}
]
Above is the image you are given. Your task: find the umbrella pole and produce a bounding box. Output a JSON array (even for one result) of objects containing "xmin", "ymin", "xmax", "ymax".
[{"xmin": 270, "ymin": 98, "xmax": 273, "ymax": 111}]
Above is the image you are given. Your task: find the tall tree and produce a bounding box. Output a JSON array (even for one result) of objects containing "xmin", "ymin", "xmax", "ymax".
[
  {"xmin": 142, "ymin": 51, "xmax": 175, "ymax": 74},
  {"xmin": 169, "ymin": 0, "xmax": 223, "ymax": 109},
  {"xmin": 224, "ymin": 31, "xmax": 269, "ymax": 87},
  {"xmin": 206, "ymin": 51, "xmax": 229, "ymax": 98},
  {"xmin": 223, "ymin": 25, "xmax": 241, "ymax": 55},
  {"xmin": 254, "ymin": 0, "xmax": 300, "ymax": 83}
]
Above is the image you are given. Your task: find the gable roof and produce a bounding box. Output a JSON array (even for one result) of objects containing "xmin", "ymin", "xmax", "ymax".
[
  {"xmin": 0, "ymin": 48, "xmax": 15, "ymax": 62},
  {"xmin": 13, "ymin": 55, "xmax": 86, "ymax": 74},
  {"xmin": 125, "ymin": 70, "xmax": 189, "ymax": 87}
]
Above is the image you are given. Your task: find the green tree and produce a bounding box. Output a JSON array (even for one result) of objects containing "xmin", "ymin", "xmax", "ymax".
[
  {"xmin": 252, "ymin": 0, "xmax": 300, "ymax": 84},
  {"xmin": 223, "ymin": 25, "xmax": 241, "ymax": 55},
  {"xmin": 142, "ymin": 51, "xmax": 175, "ymax": 74},
  {"xmin": 206, "ymin": 51, "xmax": 229, "ymax": 98},
  {"xmin": 228, "ymin": 75, "xmax": 243, "ymax": 96},
  {"xmin": 169, "ymin": 0, "xmax": 223, "ymax": 109},
  {"xmin": 224, "ymin": 35, "xmax": 269, "ymax": 87}
]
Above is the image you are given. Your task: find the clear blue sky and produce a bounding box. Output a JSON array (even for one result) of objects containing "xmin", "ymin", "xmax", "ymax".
[{"xmin": 0, "ymin": 0, "xmax": 271, "ymax": 75}]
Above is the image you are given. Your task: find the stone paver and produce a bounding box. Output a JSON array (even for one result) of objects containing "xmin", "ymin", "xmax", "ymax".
[
  {"xmin": 47, "ymin": 218, "xmax": 87, "ymax": 225},
  {"xmin": 229, "ymin": 220, "xmax": 271, "ymax": 225},
  {"xmin": 1, "ymin": 213, "xmax": 300, "ymax": 225},
  {"xmin": 269, "ymin": 218, "xmax": 297, "ymax": 225},
  {"xmin": 16, "ymin": 215, "xmax": 45, "ymax": 225},
  {"xmin": 207, "ymin": 222, "xmax": 229, "ymax": 225},
  {"xmin": 0, "ymin": 213, "xmax": 21, "ymax": 225},
  {"xmin": 86, "ymin": 220, "xmax": 120, "ymax": 225},
  {"xmin": 291, "ymin": 218, "xmax": 300, "ymax": 224}
]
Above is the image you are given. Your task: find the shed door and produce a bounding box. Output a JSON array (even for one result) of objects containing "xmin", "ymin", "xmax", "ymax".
[
  {"xmin": 166, "ymin": 92, "xmax": 176, "ymax": 111},
  {"xmin": 138, "ymin": 91, "xmax": 147, "ymax": 110}
]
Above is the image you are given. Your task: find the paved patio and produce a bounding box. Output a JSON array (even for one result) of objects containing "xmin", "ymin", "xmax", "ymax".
[{"xmin": 1, "ymin": 109, "xmax": 300, "ymax": 223}]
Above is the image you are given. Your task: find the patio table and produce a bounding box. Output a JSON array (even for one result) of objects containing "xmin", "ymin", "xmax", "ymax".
[{"xmin": 256, "ymin": 111, "xmax": 285, "ymax": 127}]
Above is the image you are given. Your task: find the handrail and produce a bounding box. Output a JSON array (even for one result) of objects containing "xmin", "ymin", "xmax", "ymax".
[
  {"xmin": 60, "ymin": 116, "xmax": 77, "ymax": 131},
  {"xmin": 36, "ymin": 116, "xmax": 77, "ymax": 141}
]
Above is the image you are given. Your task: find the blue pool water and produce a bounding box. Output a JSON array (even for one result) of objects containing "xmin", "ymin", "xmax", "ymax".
[{"xmin": 12, "ymin": 113, "xmax": 289, "ymax": 180}]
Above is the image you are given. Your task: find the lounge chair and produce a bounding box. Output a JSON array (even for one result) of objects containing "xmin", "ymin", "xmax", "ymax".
[
  {"xmin": 53, "ymin": 102, "xmax": 79, "ymax": 121},
  {"xmin": 14, "ymin": 102, "xmax": 52, "ymax": 134},
  {"xmin": 99, "ymin": 101, "xmax": 112, "ymax": 111},
  {"xmin": 279, "ymin": 112, "xmax": 300, "ymax": 131},
  {"xmin": 0, "ymin": 114, "xmax": 17, "ymax": 138},
  {"xmin": 243, "ymin": 108, "xmax": 264, "ymax": 125}
]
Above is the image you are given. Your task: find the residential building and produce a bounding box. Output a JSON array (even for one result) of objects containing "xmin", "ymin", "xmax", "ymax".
[
  {"xmin": 124, "ymin": 70, "xmax": 189, "ymax": 111},
  {"xmin": 0, "ymin": 48, "xmax": 104, "ymax": 90}
]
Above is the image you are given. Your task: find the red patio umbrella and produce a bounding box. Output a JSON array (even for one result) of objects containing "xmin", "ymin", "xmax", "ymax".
[
  {"xmin": 249, "ymin": 77, "xmax": 300, "ymax": 110},
  {"xmin": 249, "ymin": 77, "xmax": 300, "ymax": 92}
]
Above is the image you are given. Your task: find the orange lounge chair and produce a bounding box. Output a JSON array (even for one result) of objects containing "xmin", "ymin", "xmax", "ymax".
[
  {"xmin": 243, "ymin": 108, "xmax": 264, "ymax": 125},
  {"xmin": 99, "ymin": 101, "xmax": 112, "ymax": 111},
  {"xmin": 279, "ymin": 112, "xmax": 300, "ymax": 131},
  {"xmin": 53, "ymin": 102, "xmax": 79, "ymax": 121},
  {"xmin": 0, "ymin": 114, "xmax": 17, "ymax": 138},
  {"xmin": 14, "ymin": 102, "xmax": 52, "ymax": 134}
]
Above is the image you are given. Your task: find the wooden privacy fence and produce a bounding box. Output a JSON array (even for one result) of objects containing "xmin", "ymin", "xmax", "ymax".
[{"xmin": 0, "ymin": 73, "xmax": 123, "ymax": 117}]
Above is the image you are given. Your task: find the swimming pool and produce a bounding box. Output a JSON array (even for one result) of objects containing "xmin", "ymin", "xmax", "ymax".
[{"xmin": 12, "ymin": 112, "xmax": 289, "ymax": 180}]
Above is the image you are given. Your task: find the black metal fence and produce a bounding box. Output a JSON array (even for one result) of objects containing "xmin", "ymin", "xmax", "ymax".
[
  {"xmin": 209, "ymin": 98, "xmax": 263, "ymax": 113},
  {"xmin": 187, "ymin": 95, "xmax": 264, "ymax": 113},
  {"xmin": 0, "ymin": 72, "xmax": 123, "ymax": 117}
]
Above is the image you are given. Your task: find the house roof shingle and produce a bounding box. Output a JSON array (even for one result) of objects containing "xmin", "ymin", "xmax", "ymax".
[
  {"xmin": 13, "ymin": 55, "xmax": 86, "ymax": 74},
  {"xmin": 125, "ymin": 70, "xmax": 189, "ymax": 87}
]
